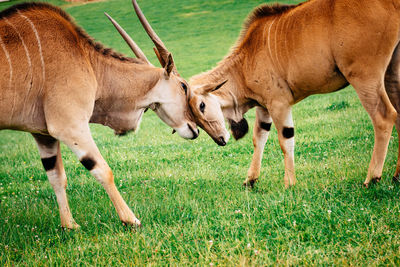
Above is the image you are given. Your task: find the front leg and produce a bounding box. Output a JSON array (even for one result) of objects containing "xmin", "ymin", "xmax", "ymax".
[
  {"xmin": 49, "ymin": 124, "xmax": 141, "ymax": 227},
  {"xmin": 244, "ymin": 107, "xmax": 272, "ymax": 187},
  {"xmin": 269, "ymin": 102, "xmax": 296, "ymax": 188}
]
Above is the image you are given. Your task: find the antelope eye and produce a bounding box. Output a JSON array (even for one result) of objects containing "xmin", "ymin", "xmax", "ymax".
[
  {"xmin": 200, "ymin": 102, "xmax": 205, "ymax": 113},
  {"xmin": 181, "ymin": 82, "xmax": 187, "ymax": 95}
]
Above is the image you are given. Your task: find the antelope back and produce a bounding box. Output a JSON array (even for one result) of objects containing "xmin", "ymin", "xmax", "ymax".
[{"xmin": 0, "ymin": 3, "xmax": 98, "ymax": 131}]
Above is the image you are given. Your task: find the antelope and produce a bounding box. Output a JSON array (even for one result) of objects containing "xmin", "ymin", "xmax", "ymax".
[
  {"xmin": 189, "ymin": 0, "xmax": 400, "ymax": 188},
  {"xmin": 0, "ymin": 0, "xmax": 199, "ymax": 229}
]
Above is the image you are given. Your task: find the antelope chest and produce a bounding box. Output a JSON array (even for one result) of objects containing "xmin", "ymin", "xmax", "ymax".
[{"xmin": 106, "ymin": 108, "xmax": 146, "ymax": 136}]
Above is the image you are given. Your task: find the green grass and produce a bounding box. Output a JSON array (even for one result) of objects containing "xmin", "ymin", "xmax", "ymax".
[{"xmin": 1, "ymin": 0, "xmax": 400, "ymax": 265}]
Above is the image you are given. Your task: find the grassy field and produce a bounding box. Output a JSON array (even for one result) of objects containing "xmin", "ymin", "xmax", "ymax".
[{"xmin": 1, "ymin": 0, "xmax": 400, "ymax": 265}]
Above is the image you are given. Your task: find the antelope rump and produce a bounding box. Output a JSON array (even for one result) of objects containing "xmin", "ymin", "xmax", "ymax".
[
  {"xmin": 0, "ymin": 1, "xmax": 199, "ymax": 228},
  {"xmin": 189, "ymin": 0, "xmax": 400, "ymax": 188}
]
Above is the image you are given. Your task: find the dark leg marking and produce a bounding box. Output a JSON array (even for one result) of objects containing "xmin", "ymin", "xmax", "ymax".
[
  {"xmin": 41, "ymin": 156, "xmax": 57, "ymax": 171},
  {"xmin": 282, "ymin": 127, "xmax": 294, "ymax": 139},
  {"xmin": 229, "ymin": 118, "xmax": 249, "ymax": 140},
  {"xmin": 80, "ymin": 157, "xmax": 96, "ymax": 171},
  {"xmin": 260, "ymin": 122, "xmax": 272, "ymax": 131},
  {"xmin": 393, "ymin": 176, "xmax": 400, "ymax": 184}
]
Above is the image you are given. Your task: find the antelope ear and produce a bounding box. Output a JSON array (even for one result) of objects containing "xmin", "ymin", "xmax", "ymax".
[
  {"xmin": 164, "ymin": 53, "xmax": 175, "ymax": 76},
  {"xmin": 201, "ymin": 80, "xmax": 228, "ymax": 94}
]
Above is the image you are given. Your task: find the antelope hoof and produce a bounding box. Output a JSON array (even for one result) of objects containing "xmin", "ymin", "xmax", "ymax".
[
  {"xmin": 363, "ymin": 177, "xmax": 381, "ymax": 188},
  {"xmin": 285, "ymin": 184, "xmax": 294, "ymax": 189},
  {"xmin": 122, "ymin": 217, "xmax": 142, "ymax": 228},
  {"xmin": 61, "ymin": 223, "xmax": 81, "ymax": 230},
  {"xmin": 393, "ymin": 176, "xmax": 400, "ymax": 184},
  {"xmin": 243, "ymin": 179, "xmax": 257, "ymax": 188},
  {"xmin": 371, "ymin": 177, "xmax": 381, "ymax": 184},
  {"xmin": 61, "ymin": 217, "xmax": 80, "ymax": 230}
]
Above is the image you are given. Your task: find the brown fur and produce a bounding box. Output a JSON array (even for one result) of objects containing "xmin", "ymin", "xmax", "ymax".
[
  {"xmin": 238, "ymin": 3, "xmax": 301, "ymax": 45},
  {"xmin": 0, "ymin": 3, "xmax": 139, "ymax": 63},
  {"xmin": 0, "ymin": 2, "xmax": 197, "ymax": 228},
  {"xmin": 190, "ymin": 0, "xmax": 400, "ymax": 188}
]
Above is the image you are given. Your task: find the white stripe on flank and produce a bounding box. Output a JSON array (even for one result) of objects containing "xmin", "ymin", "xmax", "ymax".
[
  {"xmin": 274, "ymin": 15, "xmax": 284, "ymax": 74},
  {"xmin": 0, "ymin": 34, "xmax": 14, "ymax": 122},
  {"xmin": 0, "ymin": 35, "xmax": 13, "ymax": 88},
  {"xmin": 5, "ymin": 17, "xmax": 33, "ymax": 117},
  {"xmin": 18, "ymin": 12, "xmax": 47, "ymax": 121},
  {"xmin": 18, "ymin": 12, "xmax": 46, "ymax": 83},
  {"xmin": 267, "ymin": 18, "xmax": 277, "ymax": 66},
  {"xmin": 283, "ymin": 15, "xmax": 289, "ymax": 70},
  {"xmin": 4, "ymin": 18, "xmax": 32, "ymax": 68}
]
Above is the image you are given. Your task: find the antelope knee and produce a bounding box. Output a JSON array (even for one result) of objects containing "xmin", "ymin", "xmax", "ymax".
[
  {"xmin": 282, "ymin": 127, "xmax": 294, "ymax": 139},
  {"xmin": 260, "ymin": 122, "xmax": 272, "ymax": 132},
  {"xmin": 80, "ymin": 156, "xmax": 113, "ymax": 184},
  {"xmin": 80, "ymin": 156, "xmax": 96, "ymax": 171},
  {"xmin": 41, "ymin": 156, "xmax": 57, "ymax": 171}
]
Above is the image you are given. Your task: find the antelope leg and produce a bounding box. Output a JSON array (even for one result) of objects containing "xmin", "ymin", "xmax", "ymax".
[
  {"xmin": 385, "ymin": 43, "xmax": 400, "ymax": 183},
  {"xmin": 244, "ymin": 107, "xmax": 272, "ymax": 187},
  {"xmin": 49, "ymin": 124, "xmax": 141, "ymax": 227},
  {"xmin": 32, "ymin": 133, "xmax": 80, "ymax": 229},
  {"xmin": 269, "ymin": 102, "xmax": 296, "ymax": 188}
]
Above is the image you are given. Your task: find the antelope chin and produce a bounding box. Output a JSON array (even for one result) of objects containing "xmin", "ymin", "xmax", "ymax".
[{"xmin": 175, "ymin": 124, "xmax": 199, "ymax": 140}]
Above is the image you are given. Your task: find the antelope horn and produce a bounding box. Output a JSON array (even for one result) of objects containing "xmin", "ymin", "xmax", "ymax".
[
  {"xmin": 153, "ymin": 47, "xmax": 163, "ymax": 66},
  {"xmin": 104, "ymin": 12, "xmax": 151, "ymax": 65},
  {"xmin": 132, "ymin": 0, "xmax": 173, "ymax": 68}
]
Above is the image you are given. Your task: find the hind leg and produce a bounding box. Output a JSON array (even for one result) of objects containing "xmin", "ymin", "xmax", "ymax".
[
  {"xmin": 32, "ymin": 134, "xmax": 80, "ymax": 229},
  {"xmin": 350, "ymin": 76, "xmax": 396, "ymax": 186},
  {"xmin": 394, "ymin": 120, "xmax": 400, "ymax": 183},
  {"xmin": 385, "ymin": 43, "xmax": 400, "ymax": 182},
  {"xmin": 243, "ymin": 107, "xmax": 272, "ymax": 187}
]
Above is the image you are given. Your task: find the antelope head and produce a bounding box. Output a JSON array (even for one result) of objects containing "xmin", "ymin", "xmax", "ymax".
[
  {"xmin": 189, "ymin": 80, "xmax": 231, "ymax": 146},
  {"xmin": 105, "ymin": 0, "xmax": 198, "ymax": 139}
]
